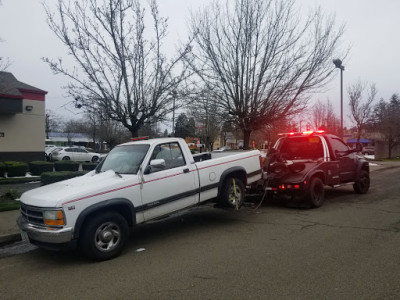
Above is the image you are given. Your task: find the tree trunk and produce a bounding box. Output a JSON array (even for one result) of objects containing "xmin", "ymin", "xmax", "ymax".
[
  {"xmin": 242, "ymin": 129, "xmax": 251, "ymax": 150},
  {"xmin": 131, "ymin": 128, "xmax": 139, "ymax": 138}
]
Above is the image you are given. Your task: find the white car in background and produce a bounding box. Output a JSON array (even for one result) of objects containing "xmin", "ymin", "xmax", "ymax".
[
  {"xmin": 52, "ymin": 147, "xmax": 100, "ymax": 162},
  {"xmin": 46, "ymin": 146, "xmax": 66, "ymax": 161}
]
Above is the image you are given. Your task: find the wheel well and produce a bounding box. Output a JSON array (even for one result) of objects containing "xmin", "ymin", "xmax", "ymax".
[
  {"xmin": 361, "ymin": 162, "xmax": 370, "ymax": 173},
  {"xmin": 74, "ymin": 201, "xmax": 135, "ymax": 239},
  {"xmin": 218, "ymin": 169, "xmax": 247, "ymax": 197},
  {"xmin": 309, "ymin": 172, "xmax": 325, "ymax": 185}
]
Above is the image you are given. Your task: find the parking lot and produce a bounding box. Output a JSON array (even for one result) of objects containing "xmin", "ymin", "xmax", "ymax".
[{"xmin": 1, "ymin": 163, "xmax": 400, "ymax": 299}]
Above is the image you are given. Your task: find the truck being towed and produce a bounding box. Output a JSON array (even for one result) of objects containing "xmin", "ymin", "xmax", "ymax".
[{"xmin": 18, "ymin": 137, "xmax": 262, "ymax": 261}]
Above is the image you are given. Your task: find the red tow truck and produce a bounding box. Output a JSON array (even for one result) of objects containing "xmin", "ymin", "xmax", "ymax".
[{"xmin": 263, "ymin": 130, "xmax": 370, "ymax": 207}]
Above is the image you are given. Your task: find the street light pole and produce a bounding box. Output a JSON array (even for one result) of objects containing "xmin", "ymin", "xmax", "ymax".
[{"xmin": 333, "ymin": 59, "xmax": 345, "ymax": 138}]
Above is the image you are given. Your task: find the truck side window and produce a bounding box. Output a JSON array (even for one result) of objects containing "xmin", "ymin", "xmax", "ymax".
[
  {"xmin": 150, "ymin": 142, "xmax": 186, "ymax": 171},
  {"xmin": 330, "ymin": 138, "xmax": 349, "ymax": 159}
]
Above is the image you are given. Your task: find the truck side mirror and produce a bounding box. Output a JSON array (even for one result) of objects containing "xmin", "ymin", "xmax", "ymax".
[{"xmin": 144, "ymin": 159, "xmax": 166, "ymax": 174}]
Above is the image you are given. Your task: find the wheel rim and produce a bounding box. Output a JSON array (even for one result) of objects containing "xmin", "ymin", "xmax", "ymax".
[
  {"xmin": 63, "ymin": 156, "xmax": 70, "ymax": 160},
  {"xmin": 312, "ymin": 182, "xmax": 324, "ymax": 204},
  {"xmin": 94, "ymin": 221, "xmax": 121, "ymax": 252},
  {"xmin": 359, "ymin": 175, "xmax": 369, "ymax": 192},
  {"xmin": 228, "ymin": 182, "xmax": 242, "ymax": 206}
]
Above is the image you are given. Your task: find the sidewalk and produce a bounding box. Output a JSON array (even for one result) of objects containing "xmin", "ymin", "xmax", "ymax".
[
  {"xmin": 1, "ymin": 160, "xmax": 400, "ymax": 247},
  {"xmin": 0, "ymin": 209, "xmax": 21, "ymax": 245}
]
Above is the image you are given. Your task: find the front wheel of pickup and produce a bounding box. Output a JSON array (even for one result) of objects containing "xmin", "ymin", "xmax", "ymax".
[
  {"xmin": 220, "ymin": 177, "xmax": 245, "ymax": 209},
  {"xmin": 306, "ymin": 177, "xmax": 325, "ymax": 208},
  {"xmin": 353, "ymin": 170, "xmax": 370, "ymax": 194},
  {"xmin": 80, "ymin": 211, "xmax": 129, "ymax": 261}
]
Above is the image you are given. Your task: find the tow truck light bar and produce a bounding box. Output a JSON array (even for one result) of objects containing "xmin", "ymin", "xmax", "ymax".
[
  {"xmin": 131, "ymin": 136, "xmax": 149, "ymax": 141},
  {"xmin": 278, "ymin": 130, "xmax": 325, "ymax": 136}
]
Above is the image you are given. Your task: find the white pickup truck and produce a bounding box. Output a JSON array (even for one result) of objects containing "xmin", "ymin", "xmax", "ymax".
[{"xmin": 18, "ymin": 137, "xmax": 262, "ymax": 260}]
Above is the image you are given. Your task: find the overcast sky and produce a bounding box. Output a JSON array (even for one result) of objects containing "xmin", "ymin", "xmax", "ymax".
[{"xmin": 1, "ymin": 0, "xmax": 399, "ymax": 127}]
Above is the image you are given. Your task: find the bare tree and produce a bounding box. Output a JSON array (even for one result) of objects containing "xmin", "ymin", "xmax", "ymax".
[
  {"xmin": 373, "ymin": 94, "xmax": 400, "ymax": 158},
  {"xmin": 188, "ymin": 91, "xmax": 221, "ymax": 150},
  {"xmin": 0, "ymin": 2, "xmax": 11, "ymax": 71},
  {"xmin": 187, "ymin": 0, "xmax": 346, "ymax": 149},
  {"xmin": 348, "ymin": 81, "xmax": 377, "ymax": 143},
  {"xmin": 311, "ymin": 99, "xmax": 340, "ymax": 135},
  {"xmin": 98, "ymin": 118, "xmax": 131, "ymax": 149},
  {"xmin": 43, "ymin": 0, "xmax": 191, "ymax": 137},
  {"xmin": 45, "ymin": 110, "xmax": 62, "ymax": 139}
]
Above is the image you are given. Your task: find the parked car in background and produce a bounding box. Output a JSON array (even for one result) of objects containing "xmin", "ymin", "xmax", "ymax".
[
  {"xmin": 52, "ymin": 147, "xmax": 101, "ymax": 162},
  {"xmin": 362, "ymin": 146, "xmax": 375, "ymax": 155},
  {"xmin": 214, "ymin": 146, "xmax": 231, "ymax": 152},
  {"xmin": 46, "ymin": 147, "xmax": 66, "ymax": 161},
  {"xmin": 45, "ymin": 145, "xmax": 56, "ymax": 159}
]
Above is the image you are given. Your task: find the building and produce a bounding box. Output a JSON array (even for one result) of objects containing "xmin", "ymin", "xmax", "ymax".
[{"xmin": 0, "ymin": 71, "xmax": 47, "ymax": 162}]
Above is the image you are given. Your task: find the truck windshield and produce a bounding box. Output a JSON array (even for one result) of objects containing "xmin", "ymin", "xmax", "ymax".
[
  {"xmin": 279, "ymin": 136, "xmax": 324, "ymax": 160},
  {"xmin": 98, "ymin": 144, "xmax": 150, "ymax": 174}
]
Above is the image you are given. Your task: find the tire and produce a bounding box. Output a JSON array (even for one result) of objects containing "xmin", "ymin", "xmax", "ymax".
[
  {"xmin": 306, "ymin": 177, "xmax": 325, "ymax": 208},
  {"xmin": 80, "ymin": 211, "xmax": 129, "ymax": 261},
  {"xmin": 220, "ymin": 177, "xmax": 245, "ymax": 209},
  {"xmin": 92, "ymin": 156, "xmax": 99, "ymax": 163},
  {"xmin": 353, "ymin": 170, "xmax": 370, "ymax": 194},
  {"xmin": 62, "ymin": 156, "xmax": 70, "ymax": 160}
]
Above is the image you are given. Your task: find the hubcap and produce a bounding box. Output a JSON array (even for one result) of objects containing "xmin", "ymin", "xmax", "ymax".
[{"xmin": 94, "ymin": 222, "xmax": 121, "ymax": 252}]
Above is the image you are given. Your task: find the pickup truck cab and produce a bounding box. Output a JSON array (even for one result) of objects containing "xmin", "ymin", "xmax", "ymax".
[
  {"xmin": 18, "ymin": 137, "xmax": 262, "ymax": 260},
  {"xmin": 264, "ymin": 131, "xmax": 370, "ymax": 208}
]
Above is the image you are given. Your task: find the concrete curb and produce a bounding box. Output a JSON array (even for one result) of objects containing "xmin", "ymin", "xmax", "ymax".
[{"xmin": 0, "ymin": 233, "xmax": 21, "ymax": 247}]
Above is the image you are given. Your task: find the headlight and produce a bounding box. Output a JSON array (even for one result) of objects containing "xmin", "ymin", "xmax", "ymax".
[{"xmin": 43, "ymin": 210, "xmax": 65, "ymax": 226}]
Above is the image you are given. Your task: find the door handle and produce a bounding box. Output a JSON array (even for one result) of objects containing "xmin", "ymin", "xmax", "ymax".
[{"xmin": 183, "ymin": 168, "xmax": 190, "ymax": 173}]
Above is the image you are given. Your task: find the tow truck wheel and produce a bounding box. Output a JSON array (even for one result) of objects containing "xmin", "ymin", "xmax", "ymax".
[
  {"xmin": 306, "ymin": 177, "xmax": 325, "ymax": 208},
  {"xmin": 353, "ymin": 170, "xmax": 370, "ymax": 194},
  {"xmin": 80, "ymin": 211, "xmax": 129, "ymax": 261},
  {"xmin": 220, "ymin": 177, "xmax": 245, "ymax": 209}
]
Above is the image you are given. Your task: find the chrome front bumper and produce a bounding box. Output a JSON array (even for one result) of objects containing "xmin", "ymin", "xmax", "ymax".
[{"xmin": 17, "ymin": 216, "xmax": 73, "ymax": 244}]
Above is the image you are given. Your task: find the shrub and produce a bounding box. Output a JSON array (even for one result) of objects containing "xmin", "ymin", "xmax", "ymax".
[
  {"xmin": 41, "ymin": 171, "xmax": 86, "ymax": 185},
  {"xmin": 82, "ymin": 162, "xmax": 97, "ymax": 171},
  {"xmin": 29, "ymin": 161, "xmax": 54, "ymax": 176},
  {"xmin": 0, "ymin": 189, "xmax": 22, "ymax": 201},
  {"xmin": 54, "ymin": 160, "xmax": 80, "ymax": 172},
  {"xmin": 0, "ymin": 162, "xmax": 5, "ymax": 177},
  {"xmin": 5, "ymin": 161, "xmax": 28, "ymax": 177}
]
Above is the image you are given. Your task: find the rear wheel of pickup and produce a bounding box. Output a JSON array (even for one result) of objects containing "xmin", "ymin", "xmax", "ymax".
[
  {"xmin": 353, "ymin": 170, "xmax": 370, "ymax": 194},
  {"xmin": 306, "ymin": 177, "xmax": 325, "ymax": 208},
  {"xmin": 80, "ymin": 211, "xmax": 129, "ymax": 261},
  {"xmin": 220, "ymin": 177, "xmax": 245, "ymax": 209}
]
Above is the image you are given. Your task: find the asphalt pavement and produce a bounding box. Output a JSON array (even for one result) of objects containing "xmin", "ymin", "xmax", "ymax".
[{"xmin": 0, "ymin": 160, "xmax": 399, "ymax": 247}]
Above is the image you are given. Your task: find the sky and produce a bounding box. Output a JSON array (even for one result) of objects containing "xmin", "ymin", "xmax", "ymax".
[{"xmin": 0, "ymin": 0, "xmax": 399, "ymax": 128}]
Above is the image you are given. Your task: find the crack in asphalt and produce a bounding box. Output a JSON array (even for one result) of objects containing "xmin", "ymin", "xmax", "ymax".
[{"xmin": 297, "ymin": 221, "xmax": 399, "ymax": 233}]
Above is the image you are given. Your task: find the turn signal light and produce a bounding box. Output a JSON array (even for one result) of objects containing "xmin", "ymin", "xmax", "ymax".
[{"xmin": 43, "ymin": 210, "xmax": 65, "ymax": 226}]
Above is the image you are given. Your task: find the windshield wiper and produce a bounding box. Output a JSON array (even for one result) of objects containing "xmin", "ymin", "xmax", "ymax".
[{"xmin": 114, "ymin": 171, "xmax": 122, "ymax": 178}]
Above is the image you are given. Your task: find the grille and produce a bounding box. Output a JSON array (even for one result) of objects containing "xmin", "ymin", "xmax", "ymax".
[{"xmin": 20, "ymin": 203, "xmax": 45, "ymax": 225}]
